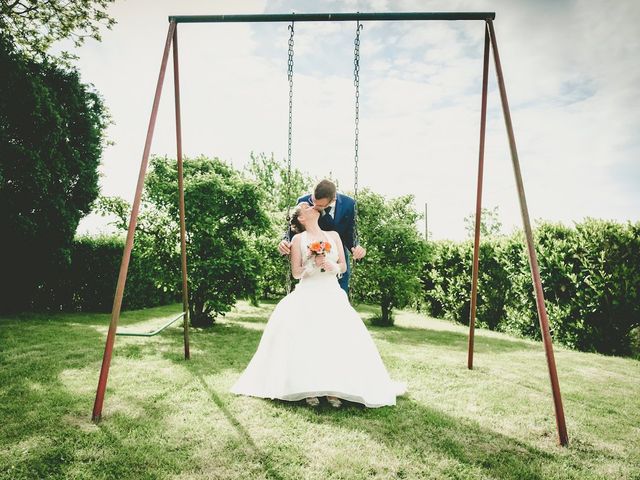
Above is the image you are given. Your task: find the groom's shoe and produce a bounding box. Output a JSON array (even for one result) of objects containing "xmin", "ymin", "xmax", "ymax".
[
  {"xmin": 326, "ymin": 396, "xmax": 342, "ymax": 408},
  {"xmin": 305, "ymin": 397, "xmax": 320, "ymax": 407}
]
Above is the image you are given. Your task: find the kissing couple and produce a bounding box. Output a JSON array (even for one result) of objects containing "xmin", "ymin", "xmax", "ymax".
[{"xmin": 231, "ymin": 179, "xmax": 406, "ymax": 408}]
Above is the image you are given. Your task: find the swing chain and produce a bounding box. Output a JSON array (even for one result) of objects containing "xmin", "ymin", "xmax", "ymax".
[
  {"xmin": 285, "ymin": 21, "xmax": 295, "ymax": 294},
  {"xmin": 285, "ymin": 21, "xmax": 295, "ymax": 220},
  {"xmin": 353, "ymin": 20, "xmax": 363, "ymax": 245}
]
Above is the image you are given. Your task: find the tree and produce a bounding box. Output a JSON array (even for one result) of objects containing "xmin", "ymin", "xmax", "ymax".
[
  {"xmin": 99, "ymin": 156, "xmax": 270, "ymax": 327},
  {"xmin": 351, "ymin": 189, "xmax": 427, "ymax": 326},
  {"xmin": 0, "ymin": 0, "xmax": 116, "ymax": 60},
  {"xmin": 0, "ymin": 33, "xmax": 108, "ymax": 313},
  {"xmin": 464, "ymin": 205, "xmax": 502, "ymax": 238},
  {"xmin": 244, "ymin": 152, "xmax": 313, "ymax": 299},
  {"xmin": 244, "ymin": 152, "xmax": 312, "ymax": 212}
]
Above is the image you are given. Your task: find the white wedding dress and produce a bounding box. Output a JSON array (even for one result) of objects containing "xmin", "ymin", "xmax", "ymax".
[{"xmin": 231, "ymin": 231, "xmax": 406, "ymax": 407}]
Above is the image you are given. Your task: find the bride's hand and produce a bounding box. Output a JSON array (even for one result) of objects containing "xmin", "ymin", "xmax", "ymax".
[
  {"xmin": 314, "ymin": 255, "xmax": 325, "ymax": 267},
  {"xmin": 321, "ymin": 257, "xmax": 337, "ymax": 272}
]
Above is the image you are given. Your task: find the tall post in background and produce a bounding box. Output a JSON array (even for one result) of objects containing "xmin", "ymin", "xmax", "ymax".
[
  {"xmin": 424, "ymin": 202, "xmax": 428, "ymax": 240},
  {"xmin": 172, "ymin": 24, "xmax": 191, "ymax": 360},
  {"xmin": 92, "ymin": 22, "xmax": 177, "ymax": 423},
  {"xmin": 467, "ymin": 23, "xmax": 490, "ymax": 371},
  {"xmin": 487, "ymin": 19, "xmax": 568, "ymax": 446}
]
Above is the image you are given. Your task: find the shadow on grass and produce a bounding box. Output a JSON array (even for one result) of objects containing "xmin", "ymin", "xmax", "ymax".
[
  {"xmin": 189, "ymin": 368, "xmax": 286, "ymax": 480},
  {"xmin": 225, "ymin": 301, "xmax": 539, "ymax": 356},
  {"xmin": 0, "ymin": 307, "xmax": 622, "ymax": 479},
  {"xmin": 161, "ymin": 321, "xmax": 565, "ymax": 479},
  {"xmin": 151, "ymin": 320, "xmax": 568, "ymax": 479},
  {"xmin": 113, "ymin": 322, "xmax": 263, "ymax": 374},
  {"xmin": 375, "ymin": 323, "xmax": 540, "ymax": 354},
  {"xmin": 271, "ymin": 397, "xmax": 557, "ymax": 480},
  {"xmin": 0, "ymin": 315, "xmax": 193, "ymax": 479}
]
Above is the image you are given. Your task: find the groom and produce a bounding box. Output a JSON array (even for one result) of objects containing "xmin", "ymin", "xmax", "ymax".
[{"xmin": 278, "ymin": 179, "xmax": 366, "ymax": 293}]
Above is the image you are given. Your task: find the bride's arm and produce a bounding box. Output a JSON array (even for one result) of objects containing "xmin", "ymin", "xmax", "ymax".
[
  {"xmin": 326, "ymin": 231, "xmax": 347, "ymax": 274},
  {"xmin": 290, "ymin": 235, "xmax": 313, "ymax": 279}
]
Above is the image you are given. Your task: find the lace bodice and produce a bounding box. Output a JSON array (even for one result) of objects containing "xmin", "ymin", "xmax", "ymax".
[{"xmin": 300, "ymin": 231, "xmax": 340, "ymax": 280}]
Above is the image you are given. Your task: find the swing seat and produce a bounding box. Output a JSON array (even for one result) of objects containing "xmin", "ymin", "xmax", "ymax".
[{"xmin": 116, "ymin": 312, "xmax": 186, "ymax": 337}]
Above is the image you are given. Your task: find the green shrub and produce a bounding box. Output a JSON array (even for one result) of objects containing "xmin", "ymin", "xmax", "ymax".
[
  {"xmin": 54, "ymin": 235, "xmax": 179, "ymax": 312},
  {"xmin": 422, "ymin": 239, "xmax": 509, "ymax": 329},
  {"xmin": 351, "ymin": 190, "xmax": 426, "ymax": 326},
  {"xmin": 422, "ymin": 240, "xmax": 472, "ymax": 324},
  {"xmin": 498, "ymin": 231, "xmax": 540, "ymax": 340},
  {"xmin": 476, "ymin": 241, "xmax": 511, "ymax": 330},
  {"xmin": 423, "ymin": 219, "xmax": 640, "ymax": 356}
]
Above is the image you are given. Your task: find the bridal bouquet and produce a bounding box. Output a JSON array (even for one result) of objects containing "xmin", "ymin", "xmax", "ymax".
[
  {"xmin": 308, "ymin": 241, "xmax": 332, "ymax": 272},
  {"xmin": 308, "ymin": 241, "xmax": 331, "ymax": 256}
]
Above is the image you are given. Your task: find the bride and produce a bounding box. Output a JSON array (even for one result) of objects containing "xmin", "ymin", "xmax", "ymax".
[{"xmin": 231, "ymin": 203, "xmax": 406, "ymax": 408}]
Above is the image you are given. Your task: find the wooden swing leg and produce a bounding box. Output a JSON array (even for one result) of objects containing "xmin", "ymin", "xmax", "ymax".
[
  {"xmin": 467, "ymin": 23, "xmax": 490, "ymax": 371},
  {"xmin": 172, "ymin": 24, "xmax": 191, "ymax": 360},
  {"xmin": 487, "ymin": 19, "xmax": 568, "ymax": 446},
  {"xmin": 92, "ymin": 21, "xmax": 177, "ymax": 424}
]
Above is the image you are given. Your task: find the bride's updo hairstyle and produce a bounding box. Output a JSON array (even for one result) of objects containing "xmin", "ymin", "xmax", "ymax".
[{"xmin": 290, "ymin": 204, "xmax": 305, "ymax": 234}]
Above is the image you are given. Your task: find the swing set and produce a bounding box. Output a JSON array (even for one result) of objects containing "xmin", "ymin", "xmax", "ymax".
[{"xmin": 92, "ymin": 11, "xmax": 569, "ymax": 447}]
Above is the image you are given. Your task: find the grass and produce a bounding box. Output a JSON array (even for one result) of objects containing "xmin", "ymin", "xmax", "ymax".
[{"xmin": 0, "ymin": 301, "xmax": 639, "ymax": 480}]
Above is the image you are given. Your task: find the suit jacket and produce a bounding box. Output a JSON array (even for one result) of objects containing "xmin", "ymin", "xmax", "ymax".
[{"xmin": 285, "ymin": 193, "xmax": 357, "ymax": 252}]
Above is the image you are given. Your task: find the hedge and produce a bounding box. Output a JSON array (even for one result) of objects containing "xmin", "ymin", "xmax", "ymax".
[
  {"xmin": 422, "ymin": 219, "xmax": 640, "ymax": 356},
  {"xmin": 45, "ymin": 235, "xmax": 179, "ymax": 312}
]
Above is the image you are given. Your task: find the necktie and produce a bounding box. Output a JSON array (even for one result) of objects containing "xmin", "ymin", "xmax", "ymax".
[{"xmin": 324, "ymin": 206, "xmax": 332, "ymax": 217}]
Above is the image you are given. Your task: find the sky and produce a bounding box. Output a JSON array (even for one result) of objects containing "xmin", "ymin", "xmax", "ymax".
[{"xmin": 71, "ymin": 0, "xmax": 640, "ymax": 241}]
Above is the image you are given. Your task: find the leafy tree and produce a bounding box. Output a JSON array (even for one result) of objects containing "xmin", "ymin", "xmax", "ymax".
[
  {"xmin": 245, "ymin": 152, "xmax": 312, "ymax": 213},
  {"xmin": 0, "ymin": 33, "xmax": 108, "ymax": 313},
  {"xmin": 464, "ymin": 205, "xmax": 503, "ymax": 238},
  {"xmin": 0, "ymin": 0, "xmax": 116, "ymax": 60},
  {"xmin": 244, "ymin": 152, "xmax": 313, "ymax": 299},
  {"xmin": 99, "ymin": 156, "xmax": 270, "ymax": 327},
  {"xmin": 351, "ymin": 189, "xmax": 426, "ymax": 326}
]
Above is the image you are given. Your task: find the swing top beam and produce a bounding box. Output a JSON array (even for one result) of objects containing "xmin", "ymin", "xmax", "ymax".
[{"xmin": 168, "ymin": 12, "xmax": 496, "ymax": 24}]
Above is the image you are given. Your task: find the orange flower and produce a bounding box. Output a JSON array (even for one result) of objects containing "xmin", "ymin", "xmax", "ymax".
[
  {"xmin": 308, "ymin": 241, "xmax": 330, "ymax": 255},
  {"xmin": 309, "ymin": 241, "xmax": 322, "ymax": 254}
]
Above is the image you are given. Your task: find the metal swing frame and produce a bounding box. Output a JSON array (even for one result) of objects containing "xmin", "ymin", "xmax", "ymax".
[{"xmin": 91, "ymin": 11, "xmax": 569, "ymax": 448}]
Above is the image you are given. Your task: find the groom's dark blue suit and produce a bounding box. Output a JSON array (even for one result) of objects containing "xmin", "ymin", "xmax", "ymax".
[{"xmin": 287, "ymin": 193, "xmax": 357, "ymax": 293}]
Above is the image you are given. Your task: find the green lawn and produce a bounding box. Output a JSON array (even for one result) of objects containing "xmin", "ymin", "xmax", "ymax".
[{"xmin": 1, "ymin": 301, "xmax": 639, "ymax": 479}]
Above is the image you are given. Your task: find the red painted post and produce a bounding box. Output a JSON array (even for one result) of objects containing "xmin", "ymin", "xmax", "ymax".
[
  {"xmin": 172, "ymin": 25, "xmax": 191, "ymax": 360},
  {"xmin": 92, "ymin": 21, "xmax": 177, "ymax": 423},
  {"xmin": 468, "ymin": 23, "xmax": 490, "ymax": 370},
  {"xmin": 487, "ymin": 19, "xmax": 569, "ymax": 446}
]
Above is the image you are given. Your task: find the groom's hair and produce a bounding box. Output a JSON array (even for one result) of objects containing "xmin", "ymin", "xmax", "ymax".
[{"xmin": 314, "ymin": 179, "xmax": 337, "ymax": 201}]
